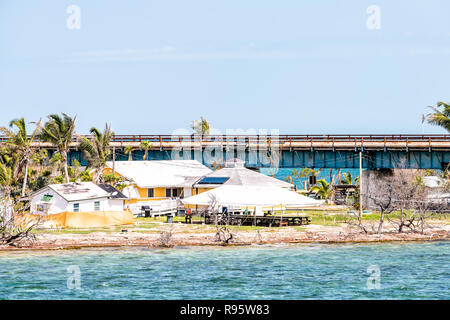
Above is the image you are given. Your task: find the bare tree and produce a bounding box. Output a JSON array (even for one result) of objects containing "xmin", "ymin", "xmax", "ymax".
[
  {"xmin": 388, "ymin": 169, "xmax": 422, "ymax": 233},
  {"xmin": 215, "ymin": 226, "xmax": 234, "ymax": 244},
  {"xmin": 364, "ymin": 167, "xmax": 445, "ymax": 235},
  {"xmin": 0, "ymin": 200, "xmax": 39, "ymax": 247},
  {"xmin": 366, "ymin": 171, "xmax": 397, "ymax": 234},
  {"xmin": 206, "ymin": 193, "xmax": 236, "ymax": 244}
]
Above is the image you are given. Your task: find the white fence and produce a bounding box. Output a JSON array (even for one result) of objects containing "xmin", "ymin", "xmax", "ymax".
[{"xmin": 127, "ymin": 199, "xmax": 180, "ymax": 217}]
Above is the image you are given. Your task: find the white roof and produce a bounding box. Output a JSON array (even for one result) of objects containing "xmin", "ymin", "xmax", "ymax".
[
  {"xmin": 182, "ymin": 185, "xmax": 323, "ymax": 208},
  {"xmin": 45, "ymin": 182, "xmax": 113, "ymax": 202},
  {"xmin": 106, "ymin": 160, "xmax": 212, "ymax": 188},
  {"xmin": 193, "ymin": 166, "xmax": 293, "ymax": 188}
]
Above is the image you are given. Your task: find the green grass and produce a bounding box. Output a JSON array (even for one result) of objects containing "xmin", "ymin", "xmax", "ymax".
[
  {"xmin": 134, "ymin": 223, "xmax": 159, "ymax": 229},
  {"xmin": 33, "ymin": 229, "xmax": 103, "ymax": 235},
  {"xmin": 32, "ymin": 211, "xmax": 449, "ymax": 235},
  {"xmin": 306, "ymin": 211, "xmax": 450, "ymax": 226}
]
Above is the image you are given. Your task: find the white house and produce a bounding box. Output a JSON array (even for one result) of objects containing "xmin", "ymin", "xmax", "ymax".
[
  {"xmin": 101, "ymin": 160, "xmax": 213, "ymax": 216},
  {"xmin": 29, "ymin": 182, "xmax": 127, "ymax": 215}
]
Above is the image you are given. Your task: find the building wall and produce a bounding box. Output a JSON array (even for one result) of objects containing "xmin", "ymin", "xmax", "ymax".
[
  {"xmin": 108, "ymin": 199, "xmax": 125, "ymax": 211},
  {"xmin": 30, "ymin": 189, "xmax": 67, "ymax": 214},
  {"xmin": 30, "ymin": 187, "xmax": 124, "ymax": 215},
  {"xmin": 184, "ymin": 187, "xmax": 192, "ymax": 197},
  {"xmin": 103, "ymin": 167, "xmax": 180, "ymax": 201},
  {"xmin": 192, "ymin": 187, "xmax": 212, "ymax": 195}
]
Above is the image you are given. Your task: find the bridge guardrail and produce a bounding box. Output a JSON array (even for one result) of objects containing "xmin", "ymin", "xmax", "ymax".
[{"xmin": 1, "ymin": 134, "xmax": 450, "ymax": 149}]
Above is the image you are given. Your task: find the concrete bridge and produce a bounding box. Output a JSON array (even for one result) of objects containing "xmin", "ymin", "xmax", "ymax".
[{"xmin": 2, "ymin": 134, "xmax": 450, "ymax": 169}]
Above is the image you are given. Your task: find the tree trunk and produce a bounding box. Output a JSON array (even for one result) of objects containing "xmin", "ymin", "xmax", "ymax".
[
  {"xmin": 128, "ymin": 152, "xmax": 132, "ymax": 161},
  {"xmin": 62, "ymin": 151, "xmax": 70, "ymax": 183},
  {"xmin": 377, "ymin": 210, "xmax": 385, "ymax": 234},
  {"xmin": 96, "ymin": 165, "xmax": 104, "ymax": 184},
  {"xmin": 399, "ymin": 208, "xmax": 404, "ymax": 233},
  {"xmin": 21, "ymin": 160, "xmax": 29, "ymax": 197}
]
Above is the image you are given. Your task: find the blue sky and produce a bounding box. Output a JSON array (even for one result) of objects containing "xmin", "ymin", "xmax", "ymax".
[{"xmin": 1, "ymin": 0, "xmax": 450, "ymax": 134}]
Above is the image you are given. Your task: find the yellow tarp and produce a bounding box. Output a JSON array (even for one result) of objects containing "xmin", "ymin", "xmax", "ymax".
[{"xmin": 30, "ymin": 211, "xmax": 134, "ymax": 229}]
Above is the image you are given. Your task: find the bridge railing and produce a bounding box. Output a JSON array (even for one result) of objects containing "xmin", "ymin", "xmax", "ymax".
[{"xmin": 1, "ymin": 134, "xmax": 450, "ymax": 145}]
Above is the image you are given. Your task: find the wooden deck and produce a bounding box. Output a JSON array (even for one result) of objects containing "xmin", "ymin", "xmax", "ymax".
[{"xmin": 185, "ymin": 213, "xmax": 311, "ymax": 227}]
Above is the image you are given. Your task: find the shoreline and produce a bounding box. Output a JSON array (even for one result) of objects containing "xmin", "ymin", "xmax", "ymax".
[{"xmin": 1, "ymin": 224, "xmax": 448, "ymax": 251}]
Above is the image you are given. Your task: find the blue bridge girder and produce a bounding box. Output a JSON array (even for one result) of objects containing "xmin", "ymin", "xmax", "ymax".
[
  {"xmin": 2, "ymin": 134, "xmax": 450, "ymax": 170},
  {"xmin": 66, "ymin": 149, "xmax": 450, "ymax": 169}
]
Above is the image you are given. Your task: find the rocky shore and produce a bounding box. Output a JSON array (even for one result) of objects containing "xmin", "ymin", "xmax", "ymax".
[{"xmin": 1, "ymin": 222, "xmax": 448, "ymax": 250}]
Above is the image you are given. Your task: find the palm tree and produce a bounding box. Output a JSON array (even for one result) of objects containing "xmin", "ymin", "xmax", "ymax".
[
  {"xmin": 0, "ymin": 118, "xmax": 42, "ymax": 196},
  {"xmin": 0, "ymin": 162, "xmax": 14, "ymax": 201},
  {"xmin": 79, "ymin": 124, "xmax": 114, "ymax": 183},
  {"xmin": 426, "ymin": 101, "xmax": 450, "ymax": 132},
  {"xmin": 124, "ymin": 146, "xmax": 135, "ymax": 161},
  {"xmin": 191, "ymin": 117, "xmax": 210, "ymax": 136},
  {"xmin": 342, "ymin": 172, "xmax": 355, "ymax": 185},
  {"xmin": 285, "ymin": 168, "xmax": 321, "ymax": 186},
  {"xmin": 140, "ymin": 140, "xmax": 152, "ymax": 160},
  {"xmin": 310, "ymin": 179, "xmax": 333, "ymax": 201},
  {"xmin": 39, "ymin": 113, "xmax": 76, "ymax": 183}
]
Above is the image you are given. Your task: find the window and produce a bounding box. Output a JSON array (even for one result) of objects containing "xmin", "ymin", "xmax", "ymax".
[
  {"xmin": 165, "ymin": 188, "xmax": 179, "ymax": 198},
  {"xmin": 73, "ymin": 203, "xmax": 79, "ymax": 212},
  {"xmin": 94, "ymin": 201, "xmax": 100, "ymax": 211},
  {"xmin": 147, "ymin": 188, "xmax": 154, "ymax": 198},
  {"xmin": 41, "ymin": 194, "xmax": 53, "ymax": 202},
  {"xmin": 197, "ymin": 177, "xmax": 229, "ymax": 185}
]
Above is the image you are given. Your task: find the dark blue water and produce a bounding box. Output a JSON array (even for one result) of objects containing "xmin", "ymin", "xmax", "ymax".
[{"xmin": 0, "ymin": 242, "xmax": 448, "ymax": 300}]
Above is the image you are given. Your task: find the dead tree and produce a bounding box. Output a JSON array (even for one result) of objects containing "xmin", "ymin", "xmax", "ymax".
[
  {"xmin": 0, "ymin": 200, "xmax": 39, "ymax": 247},
  {"xmin": 215, "ymin": 226, "xmax": 234, "ymax": 244},
  {"xmin": 206, "ymin": 194, "xmax": 236, "ymax": 244},
  {"xmin": 366, "ymin": 173, "xmax": 397, "ymax": 234},
  {"xmin": 157, "ymin": 229, "xmax": 174, "ymax": 248},
  {"xmin": 388, "ymin": 169, "xmax": 423, "ymax": 233}
]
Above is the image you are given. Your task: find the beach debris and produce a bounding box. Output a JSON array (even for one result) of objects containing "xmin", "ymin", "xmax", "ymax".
[
  {"xmin": 157, "ymin": 230, "xmax": 174, "ymax": 248},
  {"xmin": 214, "ymin": 226, "xmax": 234, "ymax": 245}
]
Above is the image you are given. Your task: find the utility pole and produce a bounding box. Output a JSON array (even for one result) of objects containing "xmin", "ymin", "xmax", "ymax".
[{"xmin": 359, "ymin": 151, "xmax": 363, "ymax": 217}]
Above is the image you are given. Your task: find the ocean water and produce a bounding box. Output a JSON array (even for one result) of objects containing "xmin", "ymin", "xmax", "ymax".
[
  {"xmin": 259, "ymin": 168, "xmax": 360, "ymax": 188},
  {"xmin": 0, "ymin": 242, "xmax": 448, "ymax": 300}
]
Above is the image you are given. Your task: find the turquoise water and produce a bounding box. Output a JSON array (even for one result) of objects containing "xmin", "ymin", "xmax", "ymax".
[
  {"xmin": 259, "ymin": 168, "xmax": 361, "ymax": 188},
  {"xmin": 0, "ymin": 242, "xmax": 448, "ymax": 300}
]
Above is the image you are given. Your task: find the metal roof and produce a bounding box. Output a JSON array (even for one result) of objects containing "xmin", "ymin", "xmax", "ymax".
[
  {"xmin": 193, "ymin": 167, "xmax": 293, "ymax": 188},
  {"xmin": 31, "ymin": 182, "xmax": 127, "ymax": 202},
  {"xmin": 97, "ymin": 184, "xmax": 128, "ymax": 199},
  {"xmin": 105, "ymin": 160, "xmax": 212, "ymax": 188}
]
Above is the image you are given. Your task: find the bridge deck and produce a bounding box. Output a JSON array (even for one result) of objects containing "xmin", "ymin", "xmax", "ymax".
[
  {"xmin": 2, "ymin": 135, "xmax": 450, "ymax": 169},
  {"xmin": 1, "ymin": 134, "xmax": 450, "ymax": 151}
]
